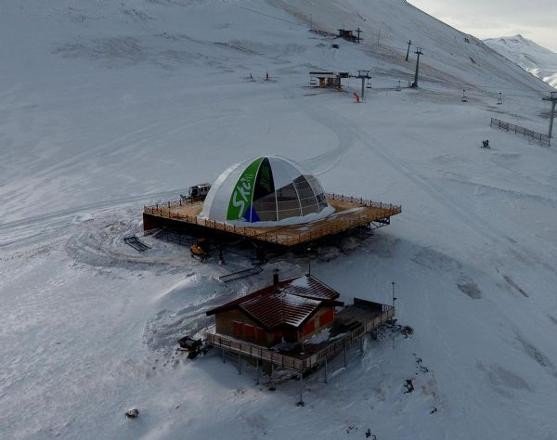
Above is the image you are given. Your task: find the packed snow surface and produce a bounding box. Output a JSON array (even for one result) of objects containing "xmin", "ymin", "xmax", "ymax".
[
  {"xmin": 485, "ymin": 35, "xmax": 557, "ymax": 88},
  {"xmin": 1, "ymin": 1, "xmax": 556, "ymax": 439}
]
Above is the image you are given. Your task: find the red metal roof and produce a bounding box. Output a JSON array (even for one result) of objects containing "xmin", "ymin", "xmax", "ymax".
[
  {"xmin": 281, "ymin": 275, "xmax": 340, "ymax": 301},
  {"xmin": 206, "ymin": 275, "xmax": 342, "ymax": 329},
  {"xmin": 240, "ymin": 292, "xmax": 321, "ymax": 329}
]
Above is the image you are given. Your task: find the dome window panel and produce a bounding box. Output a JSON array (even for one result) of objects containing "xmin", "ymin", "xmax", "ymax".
[{"xmin": 200, "ymin": 156, "xmax": 333, "ymax": 226}]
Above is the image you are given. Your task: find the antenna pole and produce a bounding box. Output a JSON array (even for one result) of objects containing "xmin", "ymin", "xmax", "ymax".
[
  {"xmin": 391, "ymin": 281, "xmax": 397, "ymax": 309},
  {"xmin": 391, "ymin": 281, "xmax": 397, "ymax": 350}
]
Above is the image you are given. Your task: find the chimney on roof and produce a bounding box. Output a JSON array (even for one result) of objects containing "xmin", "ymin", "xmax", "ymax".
[{"xmin": 273, "ymin": 269, "xmax": 280, "ymax": 287}]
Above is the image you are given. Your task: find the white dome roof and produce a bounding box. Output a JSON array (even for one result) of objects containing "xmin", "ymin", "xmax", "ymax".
[{"xmin": 200, "ymin": 156, "xmax": 332, "ymax": 226}]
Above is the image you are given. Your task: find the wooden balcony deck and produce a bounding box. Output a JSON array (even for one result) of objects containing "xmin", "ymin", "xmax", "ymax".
[
  {"xmin": 143, "ymin": 193, "xmax": 401, "ymax": 248},
  {"xmin": 205, "ymin": 302, "xmax": 394, "ymax": 373}
]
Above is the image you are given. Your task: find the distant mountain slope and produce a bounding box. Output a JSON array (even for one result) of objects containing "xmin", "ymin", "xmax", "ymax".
[
  {"xmin": 269, "ymin": 0, "xmax": 553, "ymax": 95},
  {"xmin": 484, "ymin": 35, "xmax": 557, "ymax": 88}
]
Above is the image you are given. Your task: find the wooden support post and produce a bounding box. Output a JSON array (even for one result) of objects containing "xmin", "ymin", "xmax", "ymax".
[
  {"xmin": 343, "ymin": 342, "xmax": 347, "ymax": 367},
  {"xmin": 297, "ymin": 373, "xmax": 305, "ymax": 406},
  {"xmin": 256, "ymin": 358, "xmax": 260, "ymax": 385},
  {"xmin": 324, "ymin": 358, "xmax": 328, "ymax": 384},
  {"xmin": 269, "ymin": 361, "xmax": 276, "ymax": 391},
  {"xmin": 238, "ymin": 352, "xmax": 242, "ymax": 375}
]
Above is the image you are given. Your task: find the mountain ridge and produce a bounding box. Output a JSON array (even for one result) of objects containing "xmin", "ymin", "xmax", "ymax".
[{"xmin": 484, "ymin": 34, "xmax": 557, "ymax": 88}]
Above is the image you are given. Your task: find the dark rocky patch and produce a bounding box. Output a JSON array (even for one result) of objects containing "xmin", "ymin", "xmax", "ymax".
[{"xmin": 457, "ymin": 280, "xmax": 482, "ymax": 299}]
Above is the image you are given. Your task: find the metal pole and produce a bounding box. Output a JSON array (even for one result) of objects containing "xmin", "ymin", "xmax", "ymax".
[
  {"xmin": 412, "ymin": 48, "xmax": 423, "ymax": 88},
  {"xmin": 543, "ymin": 92, "xmax": 557, "ymax": 139},
  {"xmin": 392, "ymin": 281, "xmax": 397, "ymax": 350},
  {"xmin": 361, "ymin": 77, "xmax": 365, "ymax": 101},
  {"xmin": 550, "ymin": 101, "xmax": 556, "ymax": 139},
  {"xmin": 392, "ymin": 281, "xmax": 397, "ymax": 309},
  {"xmin": 405, "ymin": 40, "xmax": 412, "ymax": 62}
]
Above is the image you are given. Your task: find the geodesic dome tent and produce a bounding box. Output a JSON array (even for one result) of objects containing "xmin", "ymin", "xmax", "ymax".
[{"xmin": 200, "ymin": 156, "xmax": 333, "ymax": 225}]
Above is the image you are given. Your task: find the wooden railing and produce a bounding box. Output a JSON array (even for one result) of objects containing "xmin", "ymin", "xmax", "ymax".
[
  {"xmin": 325, "ymin": 193, "xmax": 402, "ymax": 212},
  {"xmin": 144, "ymin": 194, "xmax": 401, "ymax": 246},
  {"xmin": 206, "ymin": 332, "xmax": 305, "ymax": 370},
  {"xmin": 304, "ymin": 306, "xmax": 394, "ymax": 368},
  {"xmin": 205, "ymin": 305, "xmax": 395, "ymax": 372}
]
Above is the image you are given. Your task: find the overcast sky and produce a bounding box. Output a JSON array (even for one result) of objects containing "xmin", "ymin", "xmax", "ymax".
[{"xmin": 409, "ymin": 0, "xmax": 557, "ymax": 51}]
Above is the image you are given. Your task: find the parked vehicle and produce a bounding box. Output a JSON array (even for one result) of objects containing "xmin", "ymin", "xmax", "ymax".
[{"xmin": 181, "ymin": 183, "xmax": 211, "ymax": 202}]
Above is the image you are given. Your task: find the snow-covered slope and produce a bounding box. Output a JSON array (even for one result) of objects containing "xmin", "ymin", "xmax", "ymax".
[
  {"xmin": 1, "ymin": 1, "xmax": 557, "ymax": 439},
  {"xmin": 485, "ymin": 34, "xmax": 557, "ymax": 88}
]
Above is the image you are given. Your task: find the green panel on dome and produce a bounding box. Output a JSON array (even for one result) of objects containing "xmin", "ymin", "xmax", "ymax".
[
  {"xmin": 253, "ymin": 158, "xmax": 274, "ymax": 201},
  {"xmin": 226, "ymin": 158, "xmax": 263, "ymax": 220}
]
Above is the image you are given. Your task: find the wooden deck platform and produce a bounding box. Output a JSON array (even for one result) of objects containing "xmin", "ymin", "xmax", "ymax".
[
  {"xmin": 205, "ymin": 301, "xmax": 395, "ymax": 374},
  {"xmin": 143, "ymin": 193, "xmax": 401, "ymax": 248}
]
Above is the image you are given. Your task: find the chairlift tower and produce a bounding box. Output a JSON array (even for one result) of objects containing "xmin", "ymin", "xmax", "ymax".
[
  {"xmin": 497, "ymin": 92, "xmax": 503, "ymax": 105},
  {"xmin": 351, "ymin": 70, "xmax": 372, "ymax": 101},
  {"xmin": 411, "ymin": 48, "xmax": 423, "ymax": 88},
  {"xmin": 543, "ymin": 91, "xmax": 557, "ymax": 139},
  {"xmin": 405, "ymin": 40, "xmax": 412, "ymax": 62},
  {"xmin": 461, "ymin": 89, "xmax": 468, "ymax": 103}
]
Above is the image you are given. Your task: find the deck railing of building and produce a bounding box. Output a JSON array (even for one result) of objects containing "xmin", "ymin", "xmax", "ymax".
[
  {"xmin": 205, "ymin": 305, "xmax": 395, "ymax": 373},
  {"xmin": 144, "ymin": 194, "xmax": 402, "ymax": 246}
]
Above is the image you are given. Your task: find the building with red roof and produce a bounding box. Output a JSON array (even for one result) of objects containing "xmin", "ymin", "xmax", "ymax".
[{"xmin": 206, "ymin": 271, "xmax": 343, "ymax": 347}]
